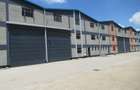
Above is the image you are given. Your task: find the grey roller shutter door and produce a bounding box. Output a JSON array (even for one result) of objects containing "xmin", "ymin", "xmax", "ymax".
[
  {"xmin": 9, "ymin": 25, "xmax": 46, "ymax": 66},
  {"xmin": 47, "ymin": 29, "xmax": 71, "ymax": 62}
]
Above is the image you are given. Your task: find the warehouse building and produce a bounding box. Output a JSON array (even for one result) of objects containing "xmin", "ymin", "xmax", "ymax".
[
  {"xmin": 136, "ymin": 31, "xmax": 140, "ymax": 51},
  {"xmin": 0, "ymin": 0, "xmax": 140, "ymax": 66}
]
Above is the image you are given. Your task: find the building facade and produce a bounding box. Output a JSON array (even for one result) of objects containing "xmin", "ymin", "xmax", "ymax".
[{"xmin": 0, "ymin": 0, "xmax": 140, "ymax": 66}]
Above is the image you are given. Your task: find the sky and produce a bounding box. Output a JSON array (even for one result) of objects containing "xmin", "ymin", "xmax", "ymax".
[{"xmin": 28, "ymin": 0, "xmax": 140, "ymax": 31}]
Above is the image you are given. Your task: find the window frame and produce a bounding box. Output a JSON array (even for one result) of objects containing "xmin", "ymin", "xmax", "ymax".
[
  {"xmin": 76, "ymin": 32, "xmax": 81, "ymax": 39},
  {"xmin": 77, "ymin": 47, "xmax": 82, "ymax": 53},
  {"xmin": 54, "ymin": 13, "xmax": 62, "ymax": 22},
  {"xmin": 91, "ymin": 35, "xmax": 96, "ymax": 40},
  {"xmin": 102, "ymin": 35, "xmax": 106, "ymax": 41},
  {"xmin": 90, "ymin": 22, "xmax": 94, "ymax": 28},
  {"xmin": 22, "ymin": 7, "xmax": 34, "ymax": 17}
]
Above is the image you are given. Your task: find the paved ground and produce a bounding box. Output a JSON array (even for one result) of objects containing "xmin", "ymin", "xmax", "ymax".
[{"xmin": 0, "ymin": 52, "xmax": 140, "ymax": 90}]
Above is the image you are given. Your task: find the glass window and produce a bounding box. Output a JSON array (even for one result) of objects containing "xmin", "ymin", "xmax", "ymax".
[
  {"xmin": 76, "ymin": 32, "xmax": 81, "ymax": 39},
  {"xmin": 101, "ymin": 25, "xmax": 105, "ymax": 30},
  {"xmin": 91, "ymin": 35, "xmax": 95, "ymax": 40},
  {"xmin": 102, "ymin": 36, "xmax": 106, "ymax": 40},
  {"xmin": 77, "ymin": 47, "xmax": 82, "ymax": 53},
  {"xmin": 22, "ymin": 7, "xmax": 34, "ymax": 17},
  {"xmin": 111, "ymin": 25, "xmax": 114, "ymax": 31},
  {"xmin": 54, "ymin": 14, "xmax": 62, "ymax": 22},
  {"xmin": 90, "ymin": 22, "xmax": 94, "ymax": 28},
  {"xmin": 75, "ymin": 13, "xmax": 80, "ymax": 25}
]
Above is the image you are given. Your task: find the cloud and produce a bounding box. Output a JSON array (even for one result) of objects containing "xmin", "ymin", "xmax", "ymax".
[
  {"xmin": 129, "ymin": 11, "xmax": 140, "ymax": 25},
  {"xmin": 44, "ymin": 0, "xmax": 67, "ymax": 4},
  {"xmin": 118, "ymin": 23, "xmax": 125, "ymax": 28}
]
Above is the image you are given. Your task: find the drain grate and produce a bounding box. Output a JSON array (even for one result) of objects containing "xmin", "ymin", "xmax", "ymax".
[{"xmin": 93, "ymin": 69, "xmax": 101, "ymax": 71}]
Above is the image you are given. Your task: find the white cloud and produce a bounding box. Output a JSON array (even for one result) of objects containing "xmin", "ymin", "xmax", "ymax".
[
  {"xmin": 118, "ymin": 23, "xmax": 125, "ymax": 28},
  {"xmin": 44, "ymin": 0, "xmax": 67, "ymax": 4},
  {"xmin": 129, "ymin": 11, "xmax": 140, "ymax": 25}
]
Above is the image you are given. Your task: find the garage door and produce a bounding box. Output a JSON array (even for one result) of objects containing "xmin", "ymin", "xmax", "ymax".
[
  {"xmin": 9, "ymin": 25, "xmax": 46, "ymax": 66},
  {"xmin": 47, "ymin": 29, "xmax": 71, "ymax": 62},
  {"xmin": 117, "ymin": 37, "xmax": 125, "ymax": 53}
]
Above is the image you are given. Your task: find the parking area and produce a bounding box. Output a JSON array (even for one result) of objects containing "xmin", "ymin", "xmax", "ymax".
[{"xmin": 0, "ymin": 52, "xmax": 140, "ymax": 90}]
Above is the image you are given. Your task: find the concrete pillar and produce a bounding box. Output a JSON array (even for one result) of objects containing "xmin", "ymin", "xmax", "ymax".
[
  {"xmin": 79, "ymin": 11, "xmax": 84, "ymax": 56},
  {"xmin": 73, "ymin": 10, "xmax": 78, "ymax": 57},
  {"xmin": 44, "ymin": 9, "xmax": 48, "ymax": 63}
]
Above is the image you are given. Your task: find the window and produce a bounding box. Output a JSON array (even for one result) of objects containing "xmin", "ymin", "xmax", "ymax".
[
  {"xmin": 76, "ymin": 32, "xmax": 81, "ymax": 39},
  {"xmin": 118, "ymin": 29, "xmax": 121, "ymax": 32},
  {"xmin": 102, "ymin": 36, "xmax": 106, "ymax": 40},
  {"xmin": 96, "ymin": 35, "xmax": 99, "ymax": 39},
  {"xmin": 91, "ymin": 35, "xmax": 95, "ymax": 40},
  {"xmin": 75, "ymin": 13, "xmax": 80, "ymax": 25},
  {"xmin": 77, "ymin": 47, "xmax": 82, "ymax": 53},
  {"xmin": 111, "ymin": 25, "xmax": 114, "ymax": 31},
  {"xmin": 54, "ymin": 14, "xmax": 62, "ymax": 22},
  {"xmin": 90, "ymin": 22, "xmax": 94, "ymax": 28},
  {"xmin": 125, "ymin": 30, "xmax": 127, "ymax": 34},
  {"xmin": 112, "ymin": 36, "xmax": 115, "ymax": 41},
  {"xmin": 95, "ymin": 23, "xmax": 98, "ymax": 26},
  {"xmin": 101, "ymin": 25, "xmax": 105, "ymax": 30},
  {"xmin": 22, "ymin": 7, "xmax": 34, "ymax": 17}
]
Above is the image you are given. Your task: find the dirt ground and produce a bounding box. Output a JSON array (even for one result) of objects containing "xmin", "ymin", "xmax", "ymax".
[{"xmin": 0, "ymin": 52, "xmax": 140, "ymax": 90}]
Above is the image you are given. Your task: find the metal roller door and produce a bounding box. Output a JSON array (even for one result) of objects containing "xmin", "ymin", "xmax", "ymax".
[
  {"xmin": 117, "ymin": 37, "xmax": 125, "ymax": 53},
  {"xmin": 125, "ymin": 38, "xmax": 130, "ymax": 52},
  {"xmin": 47, "ymin": 29, "xmax": 71, "ymax": 62},
  {"xmin": 9, "ymin": 25, "xmax": 46, "ymax": 66}
]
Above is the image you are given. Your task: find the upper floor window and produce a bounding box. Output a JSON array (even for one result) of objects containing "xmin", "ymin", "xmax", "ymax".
[
  {"xmin": 101, "ymin": 25, "xmax": 105, "ymax": 30},
  {"xmin": 90, "ymin": 22, "xmax": 94, "ymax": 28},
  {"xmin": 22, "ymin": 7, "xmax": 34, "ymax": 17},
  {"xmin": 54, "ymin": 14, "xmax": 62, "ymax": 22},
  {"xmin": 102, "ymin": 36, "xmax": 106, "ymax": 40},
  {"xmin": 111, "ymin": 25, "xmax": 114, "ymax": 31},
  {"xmin": 91, "ymin": 35, "xmax": 95, "ymax": 40},
  {"xmin": 118, "ymin": 29, "xmax": 121, "ymax": 32},
  {"xmin": 75, "ymin": 13, "xmax": 80, "ymax": 25},
  {"xmin": 125, "ymin": 30, "xmax": 127, "ymax": 34}
]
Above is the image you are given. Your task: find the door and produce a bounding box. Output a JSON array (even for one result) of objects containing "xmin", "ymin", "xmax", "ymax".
[
  {"xmin": 47, "ymin": 29, "xmax": 71, "ymax": 62},
  {"xmin": 9, "ymin": 25, "xmax": 46, "ymax": 66},
  {"xmin": 88, "ymin": 47, "xmax": 91, "ymax": 56}
]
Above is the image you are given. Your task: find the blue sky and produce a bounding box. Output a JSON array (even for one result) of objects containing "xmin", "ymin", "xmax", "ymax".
[{"xmin": 28, "ymin": 0, "xmax": 140, "ymax": 31}]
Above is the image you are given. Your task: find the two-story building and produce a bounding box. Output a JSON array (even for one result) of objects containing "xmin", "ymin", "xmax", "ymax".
[{"xmin": 0, "ymin": 0, "xmax": 140, "ymax": 67}]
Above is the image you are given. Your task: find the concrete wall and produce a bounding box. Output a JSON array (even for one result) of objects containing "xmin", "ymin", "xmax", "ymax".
[
  {"xmin": 45, "ymin": 11, "xmax": 72, "ymax": 30},
  {"xmin": 99, "ymin": 24, "xmax": 110, "ymax": 55},
  {"xmin": 8, "ymin": 0, "xmax": 44, "ymax": 26},
  {"xmin": 136, "ymin": 32, "xmax": 140, "ymax": 51},
  {"xmin": 108, "ymin": 24, "xmax": 118, "ymax": 54},
  {"xmin": 0, "ymin": 26, "xmax": 7, "ymax": 66},
  {"xmin": 0, "ymin": 0, "xmax": 8, "ymax": 66}
]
